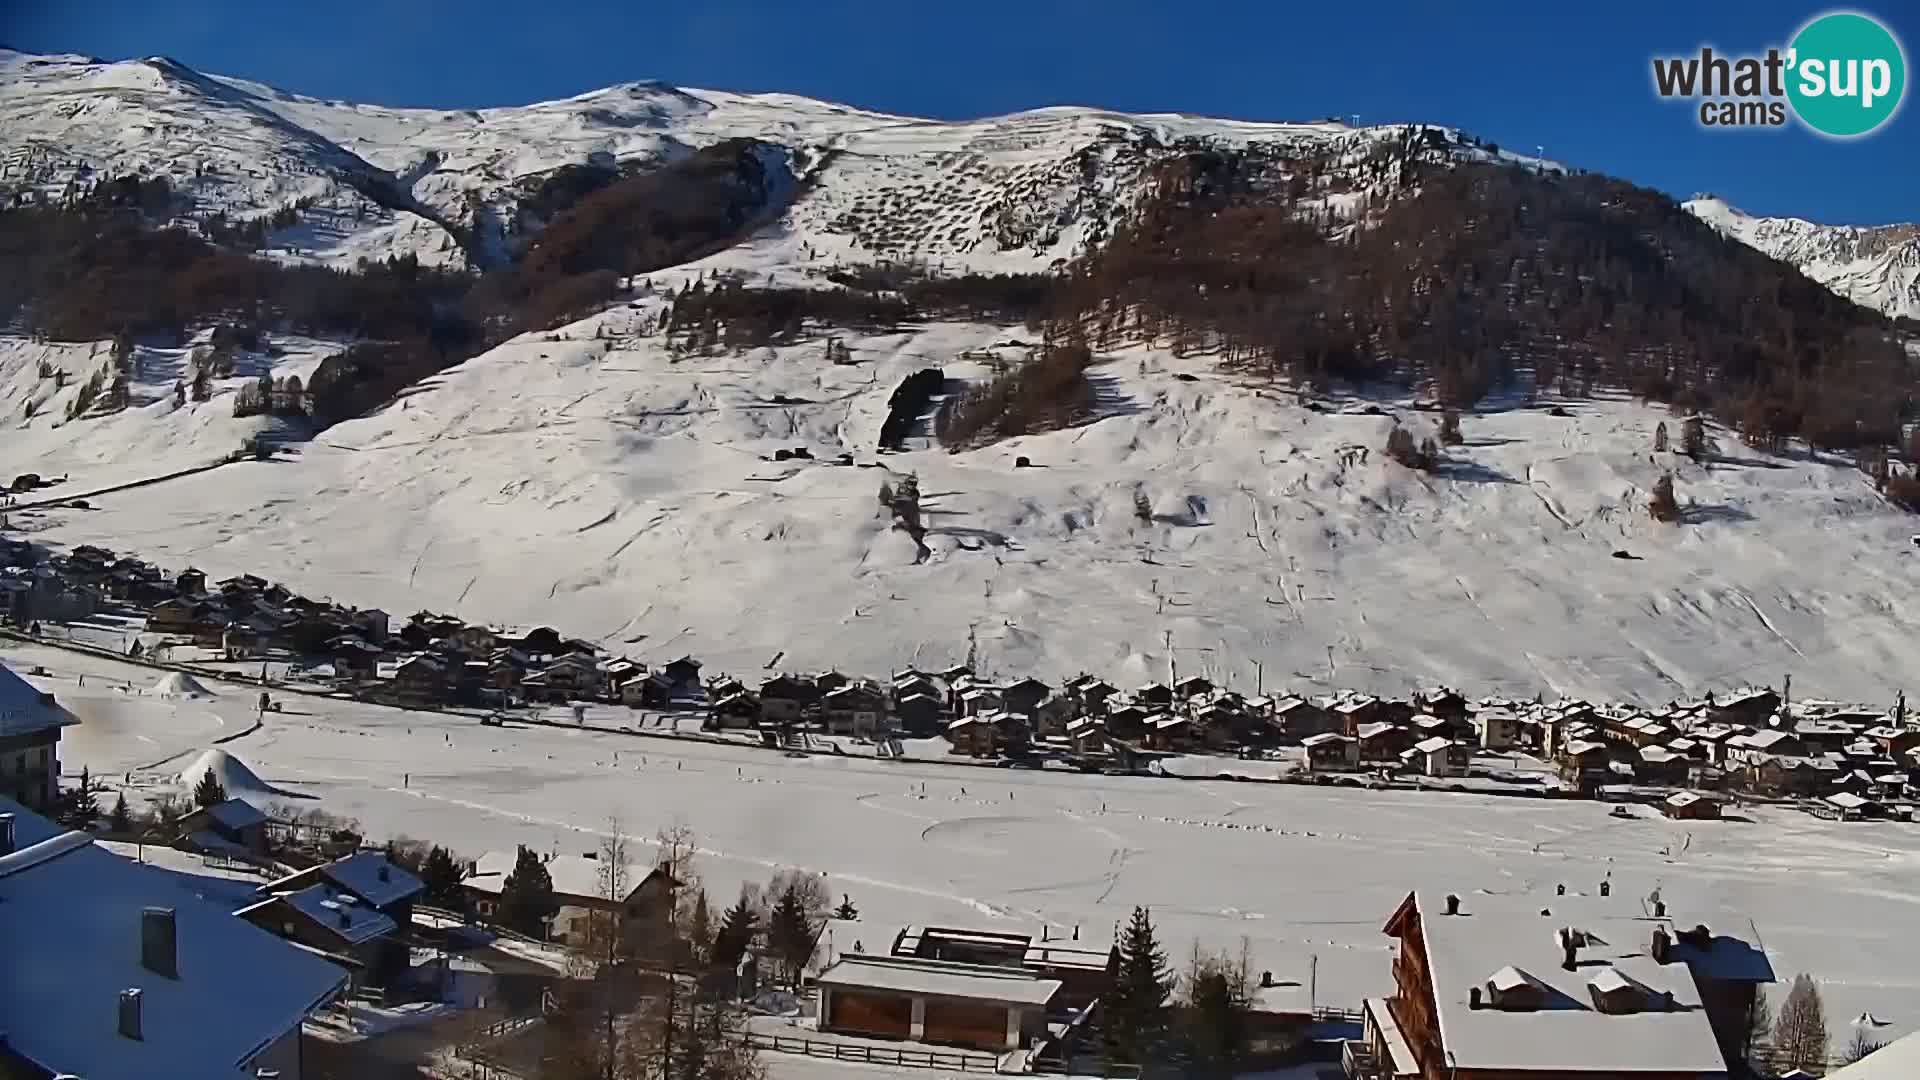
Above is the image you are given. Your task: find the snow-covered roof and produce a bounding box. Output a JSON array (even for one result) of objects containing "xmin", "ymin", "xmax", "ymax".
[
  {"xmin": 468, "ymin": 850, "xmax": 656, "ymax": 904},
  {"xmin": 1357, "ymin": 721, "xmax": 1399, "ymax": 740},
  {"xmin": 200, "ymin": 797, "xmax": 266, "ymax": 832},
  {"xmin": 816, "ymin": 954, "xmax": 1062, "ymax": 1006},
  {"xmin": 1301, "ymin": 732, "xmax": 1350, "ymax": 748},
  {"xmin": 311, "ymin": 851, "xmax": 422, "ymax": 908},
  {"xmin": 1664, "ymin": 792, "xmax": 1706, "ymax": 808},
  {"xmin": 239, "ymin": 883, "xmax": 397, "ymax": 946},
  {"xmin": 0, "ymin": 798, "xmax": 347, "ymax": 1079},
  {"xmin": 0, "ymin": 658, "xmax": 80, "ymax": 738},
  {"xmin": 1413, "ymin": 736, "xmax": 1453, "ymax": 754},
  {"xmin": 1406, "ymin": 890, "xmax": 1729, "ymax": 1074},
  {"xmin": 1825, "ymin": 792, "xmax": 1873, "ymax": 810}
]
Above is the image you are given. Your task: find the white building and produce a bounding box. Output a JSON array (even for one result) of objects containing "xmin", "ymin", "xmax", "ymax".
[{"xmin": 0, "ymin": 658, "xmax": 79, "ymax": 813}]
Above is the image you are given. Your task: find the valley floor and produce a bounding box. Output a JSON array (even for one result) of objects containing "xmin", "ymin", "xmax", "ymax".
[{"xmin": 10, "ymin": 638, "xmax": 1919, "ymax": 1048}]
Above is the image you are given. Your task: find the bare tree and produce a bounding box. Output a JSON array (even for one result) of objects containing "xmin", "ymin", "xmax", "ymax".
[
  {"xmin": 1773, "ymin": 973, "xmax": 1829, "ymax": 1074},
  {"xmin": 1843, "ymin": 1028, "xmax": 1887, "ymax": 1065}
]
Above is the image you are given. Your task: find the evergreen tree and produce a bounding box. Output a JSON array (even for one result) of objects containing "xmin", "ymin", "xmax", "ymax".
[
  {"xmin": 1844, "ymin": 1029, "xmax": 1886, "ymax": 1065},
  {"xmin": 498, "ymin": 844, "xmax": 557, "ymax": 938},
  {"xmin": 1439, "ymin": 410, "xmax": 1463, "ymax": 445},
  {"xmin": 711, "ymin": 890, "xmax": 759, "ymax": 974},
  {"xmin": 687, "ymin": 888, "xmax": 714, "ymax": 968},
  {"xmin": 60, "ymin": 767, "xmax": 100, "ymax": 828},
  {"xmin": 1682, "ymin": 415, "xmax": 1707, "ymax": 460},
  {"xmin": 833, "ymin": 893, "xmax": 859, "ymax": 921},
  {"xmin": 109, "ymin": 790, "xmax": 133, "ymax": 833},
  {"xmin": 1653, "ymin": 421, "xmax": 1669, "ymax": 453},
  {"xmin": 191, "ymin": 769, "xmax": 227, "ymax": 808},
  {"xmin": 1773, "ymin": 973, "xmax": 1829, "ymax": 1074},
  {"xmin": 1183, "ymin": 956, "xmax": 1250, "ymax": 1079},
  {"xmin": 766, "ymin": 883, "xmax": 815, "ymax": 986},
  {"xmin": 1102, "ymin": 906, "xmax": 1173, "ymax": 1065},
  {"xmin": 421, "ymin": 845, "xmax": 465, "ymax": 907}
]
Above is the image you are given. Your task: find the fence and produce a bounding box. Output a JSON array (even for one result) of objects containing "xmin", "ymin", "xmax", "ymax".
[{"xmin": 740, "ymin": 1032, "xmax": 999, "ymax": 1074}]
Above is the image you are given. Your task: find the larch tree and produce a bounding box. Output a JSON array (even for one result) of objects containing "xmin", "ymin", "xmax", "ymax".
[{"xmin": 1773, "ymin": 973, "xmax": 1829, "ymax": 1073}]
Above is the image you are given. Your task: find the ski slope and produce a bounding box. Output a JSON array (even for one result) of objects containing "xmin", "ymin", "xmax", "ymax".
[{"xmin": 6, "ymin": 301, "xmax": 1915, "ymax": 708}]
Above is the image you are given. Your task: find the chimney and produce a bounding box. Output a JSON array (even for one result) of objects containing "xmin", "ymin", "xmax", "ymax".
[
  {"xmin": 1599, "ymin": 880, "xmax": 1611, "ymax": 898},
  {"xmin": 1072, "ymin": 925, "xmax": 1079, "ymax": 941},
  {"xmin": 1556, "ymin": 883, "xmax": 1566, "ymax": 896},
  {"xmin": 1469, "ymin": 986, "xmax": 1483, "ymax": 1009},
  {"xmin": 1561, "ymin": 929, "xmax": 1579, "ymax": 971},
  {"xmin": 140, "ymin": 907, "xmax": 178, "ymax": 978},
  {"xmin": 1444, "ymin": 894, "xmax": 1461, "ymax": 916},
  {"xmin": 0, "ymin": 814, "xmax": 13, "ymax": 856},
  {"xmin": 1653, "ymin": 899, "xmax": 1667, "ymax": 918},
  {"xmin": 1652, "ymin": 927, "xmax": 1672, "ymax": 964},
  {"xmin": 378, "ymin": 864, "xmax": 390, "ymax": 883},
  {"xmin": 1261, "ymin": 970, "xmax": 1275, "ymax": 989},
  {"xmin": 118, "ymin": 988, "xmax": 143, "ymax": 1040},
  {"xmin": 1042, "ymin": 925, "xmax": 1049, "ymax": 942}
]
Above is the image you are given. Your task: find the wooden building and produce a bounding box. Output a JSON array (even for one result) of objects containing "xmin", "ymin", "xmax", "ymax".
[{"xmin": 816, "ymin": 954, "xmax": 1060, "ymax": 1051}]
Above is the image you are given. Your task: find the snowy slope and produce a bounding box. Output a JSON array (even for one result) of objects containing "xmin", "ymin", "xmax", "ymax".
[
  {"xmin": 8, "ymin": 303, "xmax": 1916, "ymax": 708},
  {"xmin": 0, "ymin": 48, "xmax": 1415, "ymax": 274},
  {"xmin": 1686, "ymin": 196, "xmax": 1920, "ymax": 320}
]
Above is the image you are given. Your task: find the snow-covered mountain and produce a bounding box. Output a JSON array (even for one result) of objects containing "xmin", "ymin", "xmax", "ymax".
[
  {"xmin": 1685, "ymin": 196, "xmax": 1920, "ymax": 321},
  {"xmin": 0, "ymin": 48, "xmax": 1530, "ymax": 277}
]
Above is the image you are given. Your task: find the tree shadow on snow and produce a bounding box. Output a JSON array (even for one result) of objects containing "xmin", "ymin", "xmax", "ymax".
[{"xmin": 1680, "ymin": 503, "xmax": 1754, "ymax": 524}]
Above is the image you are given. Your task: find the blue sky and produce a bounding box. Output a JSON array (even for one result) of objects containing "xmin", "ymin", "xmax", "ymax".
[{"xmin": 8, "ymin": 0, "xmax": 1915, "ymax": 224}]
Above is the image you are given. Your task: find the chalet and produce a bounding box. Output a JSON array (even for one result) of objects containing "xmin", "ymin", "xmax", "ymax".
[
  {"xmin": 1002, "ymin": 677, "xmax": 1052, "ymax": 716},
  {"xmin": 1728, "ymin": 729, "xmax": 1804, "ymax": 765},
  {"xmin": 619, "ymin": 672, "xmax": 673, "ymax": 708},
  {"xmin": 1559, "ymin": 740, "xmax": 1611, "ymax": 792},
  {"xmin": 1661, "ymin": 791, "xmax": 1722, "ymax": 820},
  {"xmin": 709, "ymin": 691, "xmax": 761, "ymax": 729},
  {"xmin": 177, "ymin": 797, "xmax": 269, "ymax": 857},
  {"xmin": 1065, "ymin": 677, "xmax": 1118, "ymax": 713},
  {"xmin": 814, "ymin": 670, "xmax": 852, "ymax": 696},
  {"xmin": 1173, "ymin": 675, "xmax": 1214, "ymax": 700},
  {"xmin": 0, "ymin": 798, "xmax": 349, "ymax": 1080},
  {"xmin": 1747, "ymin": 756, "xmax": 1828, "ymax": 798},
  {"xmin": 816, "ymin": 954, "xmax": 1059, "ymax": 1051},
  {"xmin": 1145, "ymin": 712, "xmax": 1194, "ymax": 752},
  {"xmin": 1134, "ymin": 682, "xmax": 1173, "ymax": 709},
  {"xmin": 1357, "ymin": 721, "xmax": 1411, "ymax": 763},
  {"xmin": 1104, "ymin": 704, "xmax": 1149, "ymax": 742},
  {"xmin": 892, "ymin": 673, "xmax": 941, "ymax": 704},
  {"xmin": 466, "ymin": 850, "xmax": 676, "ymax": 949},
  {"xmin": 235, "ymin": 883, "xmax": 399, "ymax": 988},
  {"xmin": 894, "ymin": 692, "xmax": 947, "ymax": 737},
  {"xmin": 1634, "ymin": 745, "xmax": 1690, "ymax": 786},
  {"xmin": 1332, "ymin": 694, "xmax": 1383, "ymax": 736},
  {"xmin": 251, "ymin": 849, "xmax": 420, "ymax": 983},
  {"xmin": 1865, "ymin": 725, "xmax": 1920, "ymax": 760},
  {"xmin": 539, "ymin": 653, "xmax": 604, "ymax": 701},
  {"xmin": 1369, "ymin": 889, "xmax": 1772, "ymax": 1080},
  {"xmin": 760, "ymin": 675, "xmax": 820, "ymax": 724},
  {"xmin": 1709, "ymin": 686, "xmax": 1780, "ymax": 727},
  {"xmin": 1066, "ymin": 716, "xmax": 1107, "ymax": 754},
  {"xmin": 1, "ymin": 659, "xmax": 79, "ymax": 813},
  {"xmin": 1819, "ymin": 791, "xmax": 1878, "ymax": 821},
  {"xmin": 376, "ymin": 653, "xmax": 447, "ymax": 706},
  {"xmin": 1792, "ymin": 719, "xmax": 1860, "ymax": 755},
  {"xmin": 1302, "ymin": 732, "xmax": 1359, "ymax": 772},
  {"xmin": 706, "ymin": 675, "xmax": 748, "ymax": 700},
  {"xmin": 824, "ymin": 682, "xmax": 888, "ymax": 737},
  {"xmin": 662, "ymin": 656, "xmax": 703, "ymax": 691},
  {"xmin": 1404, "ymin": 736, "xmax": 1456, "ymax": 778},
  {"xmin": 1418, "ymin": 686, "xmax": 1470, "ymax": 723},
  {"xmin": 144, "ymin": 596, "xmax": 199, "ymax": 635},
  {"xmin": 351, "ymin": 607, "xmax": 391, "ymax": 641},
  {"xmin": 1273, "ymin": 696, "xmax": 1336, "ymax": 739},
  {"xmin": 175, "ymin": 567, "xmax": 208, "ymax": 596},
  {"xmin": 892, "ymin": 925, "xmax": 1115, "ymax": 1010},
  {"xmin": 955, "ymin": 685, "xmax": 1005, "ymax": 718},
  {"xmin": 326, "ymin": 635, "xmax": 382, "ymax": 679}
]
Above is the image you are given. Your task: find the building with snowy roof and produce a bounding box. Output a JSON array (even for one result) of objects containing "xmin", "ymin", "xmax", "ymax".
[
  {"xmin": 0, "ymin": 657, "xmax": 78, "ymax": 813},
  {"xmin": 0, "ymin": 797, "xmax": 347, "ymax": 1079},
  {"xmin": 1358, "ymin": 888, "xmax": 1773, "ymax": 1079}
]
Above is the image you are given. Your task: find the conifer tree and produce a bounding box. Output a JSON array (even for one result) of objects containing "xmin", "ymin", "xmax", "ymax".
[
  {"xmin": 499, "ymin": 844, "xmax": 557, "ymax": 938},
  {"xmin": 711, "ymin": 890, "xmax": 760, "ymax": 974},
  {"xmin": 422, "ymin": 845, "xmax": 465, "ymax": 907},
  {"xmin": 833, "ymin": 893, "xmax": 859, "ymax": 921},
  {"xmin": 109, "ymin": 790, "xmax": 133, "ymax": 833},
  {"xmin": 191, "ymin": 769, "xmax": 227, "ymax": 808},
  {"xmin": 767, "ymin": 883, "xmax": 816, "ymax": 986},
  {"xmin": 1102, "ymin": 906, "xmax": 1173, "ymax": 1065}
]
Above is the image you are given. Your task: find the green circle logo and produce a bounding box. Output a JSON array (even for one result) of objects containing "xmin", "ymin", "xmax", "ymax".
[{"xmin": 1786, "ymin": 11, "xmax": 1907, "ymax": 137}]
